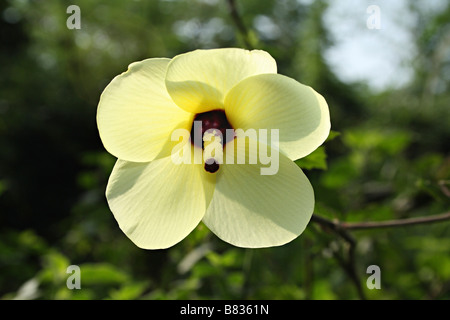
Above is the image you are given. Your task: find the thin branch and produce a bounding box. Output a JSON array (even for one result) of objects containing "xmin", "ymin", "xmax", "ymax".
[
  {"xmin": 312, "ymin": 211, "xmax": 450, "ymax": 231},
  {"xmin": 310, "ymin": 215, "xmax": 366, "ymax": 299},
  {"xmin": 310, "ymin": 214, "xmax": 352, "ymax": 242},
  {"xmin": 311, "ymin": 211, "xmax": 450, "ymax": 299},
  {"xmin": 341, "ymin": 211, "xmax": 450, "ymax": 230},
  {"xmin": 226, "ymin": 0, "xmax": 253, "ymax": 49},
  {"xmin": 331, "ymin": 241, "xmax": 366, "ymax": 300}
]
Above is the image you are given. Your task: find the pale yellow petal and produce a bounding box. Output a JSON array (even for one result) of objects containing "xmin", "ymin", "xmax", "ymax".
[
  {"xmin": 202, "ymin": 137, "xmax": 314, "ymax": 248},
  {"xmin": 97, "ymin": 58, "xmax": 193, "ymax": 162},
  {"xmin": 106, "ymin": 148, "xmax": 215, "ymax": 249},
  {"xmin": 165, "ymin": 48, "xmax": 277, "ymax": 114},
  {"xmin": 225, "ymin": 73, "xmax": 330, "ymax": 161}
]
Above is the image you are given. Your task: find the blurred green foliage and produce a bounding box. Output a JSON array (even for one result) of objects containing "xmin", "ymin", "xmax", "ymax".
[{"xmin": 0, "ymin": 0, "xmax": 449, "ymax": 300}]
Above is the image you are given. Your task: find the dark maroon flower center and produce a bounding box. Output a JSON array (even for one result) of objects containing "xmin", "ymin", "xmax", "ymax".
[
  {"xmin": 190, "ymin": 109, "xmax": 234, "ymax": 173},
  {"xmin": 190, "ymin": 109, "xmax": 234, "ymax": 148}
]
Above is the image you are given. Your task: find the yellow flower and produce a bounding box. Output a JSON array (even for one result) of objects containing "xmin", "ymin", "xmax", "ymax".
[{"xmin": 97, "ymin": 48, "xmax": 330, "ymax": 249}]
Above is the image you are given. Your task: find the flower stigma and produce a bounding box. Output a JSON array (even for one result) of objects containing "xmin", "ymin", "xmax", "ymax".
[{"xmin": 204, "ymin": 158, "xmax": 220, "ymax": 173}]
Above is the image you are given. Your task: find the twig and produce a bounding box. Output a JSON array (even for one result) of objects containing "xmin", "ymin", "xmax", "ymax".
[
  {"xmin": 331, "ymin": 241, "xmax": 366, "ymax": 300},
  {"xmin": 312, "ymin": 211, "xmax": 450, "ymax": 231},
  {"xmin": 311, "ymin": 211, "xmax": 450, "ymax": 299},
  {"xmin": 310, "ymin": 215, "xmax": 366, "ymax": 299},
  {"xmin": 226, "ymin": 0, "xmax": 253, "ymax": 49},
  {"xmin": 341, "ymin": 211, "xmax": 450, "ymax": 230},
  {"xmin": 311, "ymin": 214, "xmax": 352, "ymax": 242}
]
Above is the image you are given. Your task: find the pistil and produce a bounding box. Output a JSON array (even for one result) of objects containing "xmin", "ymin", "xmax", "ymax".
[{"xmin": 190, "ymin": 110, "xmax": 234, "ymax": 173}]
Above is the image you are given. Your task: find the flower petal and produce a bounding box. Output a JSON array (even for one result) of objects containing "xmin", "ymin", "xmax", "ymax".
[
  {"xmin": 225, "ymin": 73, "xmax": 330, "ymax": 161},
  {"xmin": 202, "ymin": 137, "xmax": 314, "ymax": 248},
  {"xmin": 165, "ymin": 48, "xmax": 277, "ymax": 114},
  {"xmin": 97, "ymin": 58, "xmax": 193, "ymax": 162},
  {"xmin": 106, "ymin": 149, "xmax": 215, "ymax": 249}
]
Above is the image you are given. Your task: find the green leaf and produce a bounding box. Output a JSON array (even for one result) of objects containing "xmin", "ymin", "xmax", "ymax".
[
  {"xmin": 77, "ymin": 263, "xmax": 129, "ymax": 285},
  {"xmin": 326, "ymin": 130, "xmax": 341, "ymax": 142},
  {"xmin": 295, "ymin": 146, "xmax": 327, "ymax": 170}
]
